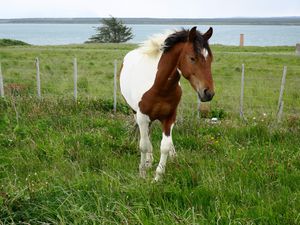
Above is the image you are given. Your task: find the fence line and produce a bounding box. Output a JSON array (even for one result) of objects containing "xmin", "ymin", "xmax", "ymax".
[
  {"xmin": 2, "ymin": 58, "xmax": 300, "ymax": 70},
  {"xmin": 0, "ymin": 57, "xmax": 299, "ymax": 122}
]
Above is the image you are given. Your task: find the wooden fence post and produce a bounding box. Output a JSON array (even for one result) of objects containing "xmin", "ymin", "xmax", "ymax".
[
  {"xmin": 113, "ymin": 60, "xmax": 117, "ymax": 113},
  {"xmin": 240, "ymin": 34, "xmax": 244, "ymax": 47},
  {"xmin": 35, "ymin": 58, "xmax": 41, "ymax": 99},
  {"xmin": 240, "ymin": 64, "xmax": 245, "ymax": 119},
  {"xmin": 0, "ymin": 63, "xmax": 4, "ymax": 97},
  {"xmin": 277, "ymin": 101, "xmax": 284, "ymax": 123},
  {"xmin": 277, "ymin": 66, "xmax": 287, "ymax": 122},
  {"xmin": 296, "ymin": 43, "xmax": 300, "ymax": 56},
  {"xmin": 73, "ymin": 58, "xmax": 78, "ymax": 101}
]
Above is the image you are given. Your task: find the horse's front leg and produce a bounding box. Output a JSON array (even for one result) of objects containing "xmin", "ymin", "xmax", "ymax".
[
  {"xmin": 154, "ymin": 119, "xmax": 175, "ymax": 181},
  {"xmin": 136, "ymin": 109, "xmax": 153, "ymax": 178}
]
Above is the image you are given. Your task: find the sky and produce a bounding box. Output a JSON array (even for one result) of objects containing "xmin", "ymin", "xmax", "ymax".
[{"xmin": 0, "ymin": 0, "xmax": 299, "ymax": 19}]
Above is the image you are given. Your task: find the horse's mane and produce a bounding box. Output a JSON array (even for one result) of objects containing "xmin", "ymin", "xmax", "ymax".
[
  {"xmin": 139, "ymin": 31, "xmax": 173, "ymax": 57},
  {"xmin": 139, "ymin": 28, "xmax": 211, "ymax": 57},
  {"xmin": 163, "ymin": 29, "xmax": 211, "ymax": 56}
]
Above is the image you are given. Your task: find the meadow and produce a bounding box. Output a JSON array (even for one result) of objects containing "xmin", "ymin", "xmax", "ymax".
[{"xmin": 0, "ymin": 43, "xmax": 300, "ymax": 224}]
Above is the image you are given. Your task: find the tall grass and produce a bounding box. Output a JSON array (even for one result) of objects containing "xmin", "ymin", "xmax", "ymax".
[{"xmin": 0, "ymin": 97, "xmax": 299, "ymax": 224}]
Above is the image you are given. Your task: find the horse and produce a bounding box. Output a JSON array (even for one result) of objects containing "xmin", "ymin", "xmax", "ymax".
[{"xmin": 120, "ymin": 26, "xmax": 214, "ymax": 181}]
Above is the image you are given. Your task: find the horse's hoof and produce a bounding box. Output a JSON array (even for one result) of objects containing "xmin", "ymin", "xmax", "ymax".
[
  {"xmin": 153, "ymin": 174, "xmax": 162, "ymax": 182},
  {"xmin": 139, "ymin": 165, "xmax": 146, "ymax": 178},
  {"xmin": 139, "ymin": 170, "xmax": 146, "ymax": 179},
  {"xmin": 154, "ymin": 167, "xmax": 164, "ymax": 182}
]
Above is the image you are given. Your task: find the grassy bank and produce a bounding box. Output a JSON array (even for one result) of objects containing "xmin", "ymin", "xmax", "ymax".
[
  {"xmin": 0, "ymin": 97, "xmax": 299, "ymax": 224},
  {"xmin": 0, "ymin": 44, "xmax": 300, "ymax": 224},
  {"xmin": 0, "ymin": 39, "xmax": 29, "ymax": 47}
]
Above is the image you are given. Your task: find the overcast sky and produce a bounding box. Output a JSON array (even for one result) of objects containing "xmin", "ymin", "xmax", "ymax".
[{"xmin": 1, "ymin": 0, "xmax": 299, "ymax": 19}]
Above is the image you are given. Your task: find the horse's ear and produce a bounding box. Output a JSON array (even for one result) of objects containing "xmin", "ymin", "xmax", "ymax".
[
  {"xmin": 188, "ymin": 26, "xmax": 197, "ymax": 42},
  {"xmin": 203, "ymin": 27, "xmax": 213, "ymax": 41}
]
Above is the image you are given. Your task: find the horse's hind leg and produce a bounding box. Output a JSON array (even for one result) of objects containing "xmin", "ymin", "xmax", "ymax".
[
  {"xmin": 168, "ymin": 124, "xmax": 177, "ymax": 159},
  {"xmin": 136, "ymin": 109, "xmax": 153, "ymax": 178}
]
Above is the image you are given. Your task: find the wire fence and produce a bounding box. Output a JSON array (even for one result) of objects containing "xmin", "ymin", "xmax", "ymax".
[{"xmin": 0, "ymin": 57, "xmax": 300, "ymax": 122}]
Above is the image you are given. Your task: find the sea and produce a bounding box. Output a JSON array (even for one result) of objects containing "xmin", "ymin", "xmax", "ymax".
[{"xmin": 0, "ymin": 23, "xmax": 300, "ymax": 46}]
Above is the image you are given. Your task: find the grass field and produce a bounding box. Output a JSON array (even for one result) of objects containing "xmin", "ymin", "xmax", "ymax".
[
  {"xmin": 0, "ymin": 43, "xmax": 300, "ymax": 224},
  {"xmin": 1, "ymin": 43, "xmax": 299, "ymax": 118}
]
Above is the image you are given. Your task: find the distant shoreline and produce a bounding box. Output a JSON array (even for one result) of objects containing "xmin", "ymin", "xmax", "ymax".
[{"xmin": 1, "ymin": 17, "xmax": 300, "ymax": 25}]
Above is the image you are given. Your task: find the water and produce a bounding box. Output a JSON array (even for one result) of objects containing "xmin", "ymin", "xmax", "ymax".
[{"xmin": 0, "ymin": 23, "xmax": 300, "ymax": 46}]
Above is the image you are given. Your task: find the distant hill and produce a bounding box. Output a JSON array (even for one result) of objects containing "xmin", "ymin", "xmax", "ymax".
[{"xmin": 1, "ymin": 17, "xmax": 300, "ymax": 25}]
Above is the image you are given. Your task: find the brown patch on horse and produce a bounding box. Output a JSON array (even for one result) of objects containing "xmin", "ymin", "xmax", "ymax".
[{"xmin": 139, "ymin": 43, "xmax": 184, "ymax": 135}]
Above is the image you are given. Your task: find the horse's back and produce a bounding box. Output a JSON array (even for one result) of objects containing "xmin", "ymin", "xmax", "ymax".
[{"xmin": 120, "ymin": 49, "xmax": 160, "ymax": 111}]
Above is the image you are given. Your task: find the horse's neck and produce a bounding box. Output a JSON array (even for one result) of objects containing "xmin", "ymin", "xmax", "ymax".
[{"xmin": 152, "ymin": 45, "xmax": 183, "ymax": 92}]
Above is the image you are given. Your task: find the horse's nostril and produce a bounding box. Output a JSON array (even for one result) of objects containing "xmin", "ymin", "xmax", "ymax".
[{"xmin": 204, "ymin": 89, "xmax": 215, "ymax": 99}]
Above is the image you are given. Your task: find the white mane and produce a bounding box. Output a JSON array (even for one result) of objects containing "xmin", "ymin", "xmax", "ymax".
[{"xmin": 138, "ymin": 30, "xmax": 174, "ymax": 57}]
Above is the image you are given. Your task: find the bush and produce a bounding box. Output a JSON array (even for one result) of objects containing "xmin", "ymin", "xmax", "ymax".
[
  {"xmin": 0, "ymin": 39, "xmax": 29, "ymax": 46},
  {"xmin": 86, "ymin": 16, "xmax": 133, "ymax": 43}
]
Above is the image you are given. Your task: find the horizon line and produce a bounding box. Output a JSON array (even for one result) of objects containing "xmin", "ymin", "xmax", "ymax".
[{"xmin": 1, "ymin": 16, "xmax": 300, "ymax": 20}]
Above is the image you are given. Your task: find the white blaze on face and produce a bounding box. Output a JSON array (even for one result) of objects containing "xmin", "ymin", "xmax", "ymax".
[
  {"xmin": 176, "ymin": 68, "xmax": 183, "ymax": 75},
  {"xmin": 202, "ymin": 48, "xmax": 209, "ymax": 60}
]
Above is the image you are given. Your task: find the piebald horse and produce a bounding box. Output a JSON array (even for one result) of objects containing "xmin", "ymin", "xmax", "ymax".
[{"xmin": 120, "ymin": 27, "xmax": 214, "ymax": 181}]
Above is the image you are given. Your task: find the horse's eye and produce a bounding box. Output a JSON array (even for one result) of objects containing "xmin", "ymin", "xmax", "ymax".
[{"xmin": 190, "ymin": 56, "xmax": 196, "ymax": 63}]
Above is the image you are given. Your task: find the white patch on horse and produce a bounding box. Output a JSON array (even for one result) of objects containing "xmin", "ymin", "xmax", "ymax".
[
  {"xmin": 202, "ymin": 48, "xmax": 209, "ymax": 60},
  {"xmin": 120, "ymin": 49, "xmax": 160, "ymax": 111},
  {"xmin": 154, "ymin": 123, "xmax": 176, "ymax": 181},
  {"xmin": 155, "ymin": 133, "xmax": 172, "ymax": 181}
]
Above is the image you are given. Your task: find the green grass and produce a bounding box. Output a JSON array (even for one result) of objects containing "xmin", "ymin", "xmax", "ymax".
[
  {"xmin": 0, "ymin": 44, "xmax": 300, "ymax": 224},
  {"xmin": 0, "ymin": 44, "xmax": 299, "ymax": 119},
  {"xmin": 0, "ymin": 97, "xmax": 299, "ymax": 224}
]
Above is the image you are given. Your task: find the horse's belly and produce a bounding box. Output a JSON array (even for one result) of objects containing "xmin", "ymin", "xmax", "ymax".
[{"xmin": 120, "ymin": 49, "xmax": 160, "ymax": 111}]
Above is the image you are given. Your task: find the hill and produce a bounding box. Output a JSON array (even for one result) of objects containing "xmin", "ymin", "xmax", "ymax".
[{"xmin": 1, "ymin": 17, "xmax": 300, "ymax": 25}]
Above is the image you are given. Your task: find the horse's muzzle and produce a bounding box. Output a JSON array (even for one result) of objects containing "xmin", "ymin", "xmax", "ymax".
[{"xmin": 198, "ymin": 89, "xmax": 215, "ymax": 102}]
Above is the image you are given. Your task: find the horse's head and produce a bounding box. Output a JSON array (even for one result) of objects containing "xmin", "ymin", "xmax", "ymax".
[{"xmin": 177, "ymin": 27, "xmax": 214, "ymax": 102}]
